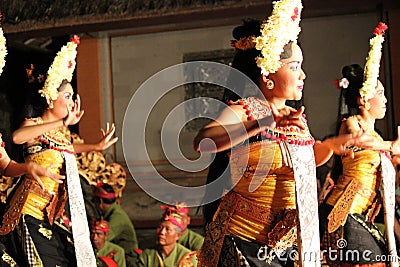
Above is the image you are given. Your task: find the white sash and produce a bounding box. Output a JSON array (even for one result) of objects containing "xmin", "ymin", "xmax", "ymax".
[
  {"xmin": 63, "ymin": 152, "xmax": 97, "ymax": 267},
  {"xmin": 380, "ymin": 152, "xmax": 398, "ymax": 267},
  {"xmin": 286, "ymin": 143, "xmax": 321, "ymax": 267}
]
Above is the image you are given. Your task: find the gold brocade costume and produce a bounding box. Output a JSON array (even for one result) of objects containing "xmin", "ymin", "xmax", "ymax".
[
  {"xmin": 326, "ymin": 117, "xmax": 383, "ymax": 233},
  {"xmin": 21, "ymin": 149, "xmax": 65, "ymax": 221},
  {"xmin": 228, "ymin": 141, "xmax": 296, "ymax": 244},
  {"xmin": 326, "ymin": 149, "xmax": 381, "ymax": 225},
  {"xmin": 198, "ymin": 97, "xmax": 316, "ymax": 267},
  {"xmin": 321, "ymin": 116, "xmax": 392, "ymax": 266},
  {"xmin": 0, "ymin": 118, "xmax": 72, "ymax": 234}
]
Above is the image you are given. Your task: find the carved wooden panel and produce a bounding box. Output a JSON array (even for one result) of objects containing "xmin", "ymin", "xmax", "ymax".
[{"xmin": 183, "ymin": 49, "xmax": 235, "ymax": 132}]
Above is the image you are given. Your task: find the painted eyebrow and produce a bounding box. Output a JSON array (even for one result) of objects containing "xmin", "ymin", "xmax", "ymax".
[{"xmin": 287, "ymin": 60, "xmax": 301, "ymax": 64}]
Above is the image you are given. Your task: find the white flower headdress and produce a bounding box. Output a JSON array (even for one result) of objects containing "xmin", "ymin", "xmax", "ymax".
[
  {"xmin": 360, "ymin": 22, "xmax": 388, "ymax": 104},
  {"xmin": 255, "ymin": 0, "xmax": 303, "ymax": 76},
  {"xmin": 0, "ymin": 14, "xmax": 7, "ymax": 77},
  {"xmin": 39, "ymin": 35, "xmax": 80, "ymax": 101}
]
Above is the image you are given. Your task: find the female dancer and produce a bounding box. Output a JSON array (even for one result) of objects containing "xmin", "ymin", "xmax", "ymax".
[
  {"xmin": 194, "ymin": 0, "xmax": 362, "ymax": 266},
  {"xmin": 320, "ymin": 22, "xmax": 398, "ymax": 267},
  {"xmin": 0, "ymin": 14, "xmax": 65, "ymax": 267},
  {"xmin": 0, "ymin": 35, "xmax": 117, "ymax": 267}
]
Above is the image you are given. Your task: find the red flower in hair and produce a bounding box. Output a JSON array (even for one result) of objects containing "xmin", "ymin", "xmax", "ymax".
[
  {"xmin": 373, "ymin": 22, "xmax": 388, "ymax": 36},
  {"xmin": 291, "ymin": 7, "xmax": 299, "ymax": 21},
  {"xmin": 70, "ymin": 35, "xmax": 80, "ymax": 45},
  {"xmin": 333, "ymin": 79, "xmax": 340, "ymax": 89}
]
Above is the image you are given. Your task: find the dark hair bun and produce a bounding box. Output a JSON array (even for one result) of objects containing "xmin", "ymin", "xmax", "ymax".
[
  {"xmin": 341, "ymin": 64, "xmax": 363, "ymax": 89},
  {"xmin": 232, "ymin": 19, "xmax": 261, "ymax": 40},
  {"xmin": 342, "ymin": 64, "xmax": 363, "ymax": 109}
]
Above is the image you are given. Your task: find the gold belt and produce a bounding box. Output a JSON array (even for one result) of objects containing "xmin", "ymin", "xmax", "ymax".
[
  {"xmin": 0, "ymin": 178, "xmax": 34, "ymax": 234},
  {"xmin": 198, "ymin": 191, "xmax": 296, "ymax": 267},
  {"xmin": 327, "ymin": 177, "xmax": 377, "ymax": 233},
  {"xmin": 227, "ymin": 191, "xmax": 276, "ymax": 225}
]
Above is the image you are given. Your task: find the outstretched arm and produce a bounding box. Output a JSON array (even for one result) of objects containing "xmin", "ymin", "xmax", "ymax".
[
  {"xmin": 73, "ymin": 122, "xmax": 118, "ymax": 153},
  {"xmin": 313, "ymin": 134, "xmax": 360, "ymax": 166},
  {"xmin": 12, "ymin": 119, "xmax": 65, "ymax": 145},
  {"xmin": 341, "ymin": 118, "xmax": 400, "ymax": 154},
  {"xmin": 193, "ymin": 103, "xmax": 305, "ymax": 153},
  {"xmin": 13, "ymin": 95, "xmax": 85, "ymax": 145},
  {"xmin": 193, "ymin": 104, "xmax": 273, "ymax": 153},
  {"xmin": 313, "ymin": 117, "xmax": 385, "ymax": 167},
  {"xmin": 356, "ymin": 126, "xmax": 400, "ymax": 155}
]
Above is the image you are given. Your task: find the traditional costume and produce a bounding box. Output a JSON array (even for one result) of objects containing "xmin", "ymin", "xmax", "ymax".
[
  {"xmin": 199, "ymin": 97, "xmax": 319, "ymax": 267},
  {"xmin": 320, "ymin": 22, "xmax": 398, "ymax": 267},
  {"xmin": 197, "ymin": 0, "xmax": 322, "ymax": 266},
  {"xmin": 0, "ymin": 35, "xmax": 97, "ymax": 267}
]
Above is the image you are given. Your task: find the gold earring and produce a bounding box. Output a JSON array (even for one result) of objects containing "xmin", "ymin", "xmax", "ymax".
[
  {"xmin": 47, "ymin": 98, "xmax": 54, "ymax": 109},
  {"xmin": 266, "ymin": 79, "xmax": 274, "ymax": 90},
  {"xmin": 359, "ymin": 97, "xmax": 370, "ymax": 110}
]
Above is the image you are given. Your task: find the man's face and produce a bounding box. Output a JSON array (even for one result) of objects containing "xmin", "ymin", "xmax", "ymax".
[
  {"xmin": 156, "ymin": 221, "xmax": 180, "ymax": 246},
  {"xmin": 91, "ymin": 229, "xmax": 107, "ymax": 250}
]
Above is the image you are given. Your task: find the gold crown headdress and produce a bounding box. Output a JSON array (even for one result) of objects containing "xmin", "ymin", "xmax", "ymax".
[
  {"xmin": 255, "ymin": 0, "xmax": 302, "ymax": 76},
  {"xmin": 0, "ymin": 14, "xmax": 7, "ymax": 77},
  {"xmin": 38, "ymin": 35, "xmax": 80, "ymax": 101},
  {"xmin": 360, "ymin": 22, "xmax": 388, "ymax": 105}
]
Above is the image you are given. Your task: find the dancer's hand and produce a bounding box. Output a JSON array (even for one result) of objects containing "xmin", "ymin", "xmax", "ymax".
[
  {"xmin": 323, "ymin": 132, "xmax": 376, "ymax": 158},
  {"xmin": 63, "ymin": 95, "xmax": 85, "ymax": 126},
  {"xmin": 97, "ymin": 123, "xmax": 119, "ymax": 151},
  {"xmin": 271, "ymin": 104, "xmax": 306, "ymax": 130},
  {"xmin": 25, "ymin": 162, "xmax": 65, "ymax": 190}
]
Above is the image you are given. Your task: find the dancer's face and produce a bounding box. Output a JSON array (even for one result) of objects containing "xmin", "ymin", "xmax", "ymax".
[
  {"xmin": 267, "ymin": 43, "xmax": 306, "ymax": 102},
  {"xmin": 52, "ymin": 83, "xmax": 74, "ymax": 118},
  {"xmin": 367, "ymin": 80, "xmax": 387, "ymax": 119}
]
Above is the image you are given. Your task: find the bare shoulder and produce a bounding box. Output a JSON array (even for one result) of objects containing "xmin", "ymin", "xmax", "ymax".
[{"xmin": 341, "ymin": 116, "xmax": 361, "ymax": 135}]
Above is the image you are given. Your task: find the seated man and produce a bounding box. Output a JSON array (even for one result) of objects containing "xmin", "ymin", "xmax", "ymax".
[
  {"xmin": 90, "ymin": 218, "xmax": 126, "ymax": 267},
  {"xmin": 161, "ymin": 202, "xmax": 204, "ymax": 251},
  {"xmin": 137, "ymin": 212, "xmax": 197, "ymax": 267},
  {"xmin": 94, "ymin": 183, "xmax": 139, "ymax": 267}
]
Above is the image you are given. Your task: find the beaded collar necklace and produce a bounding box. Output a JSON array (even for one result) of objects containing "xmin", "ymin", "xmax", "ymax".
[
  {"xmin": 229, "ymin": 97, "xmax": 315, "ymax": 145},
  {"xmin": 25, "ymin": 117, "xmax": 75, "ymax": 154}
]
